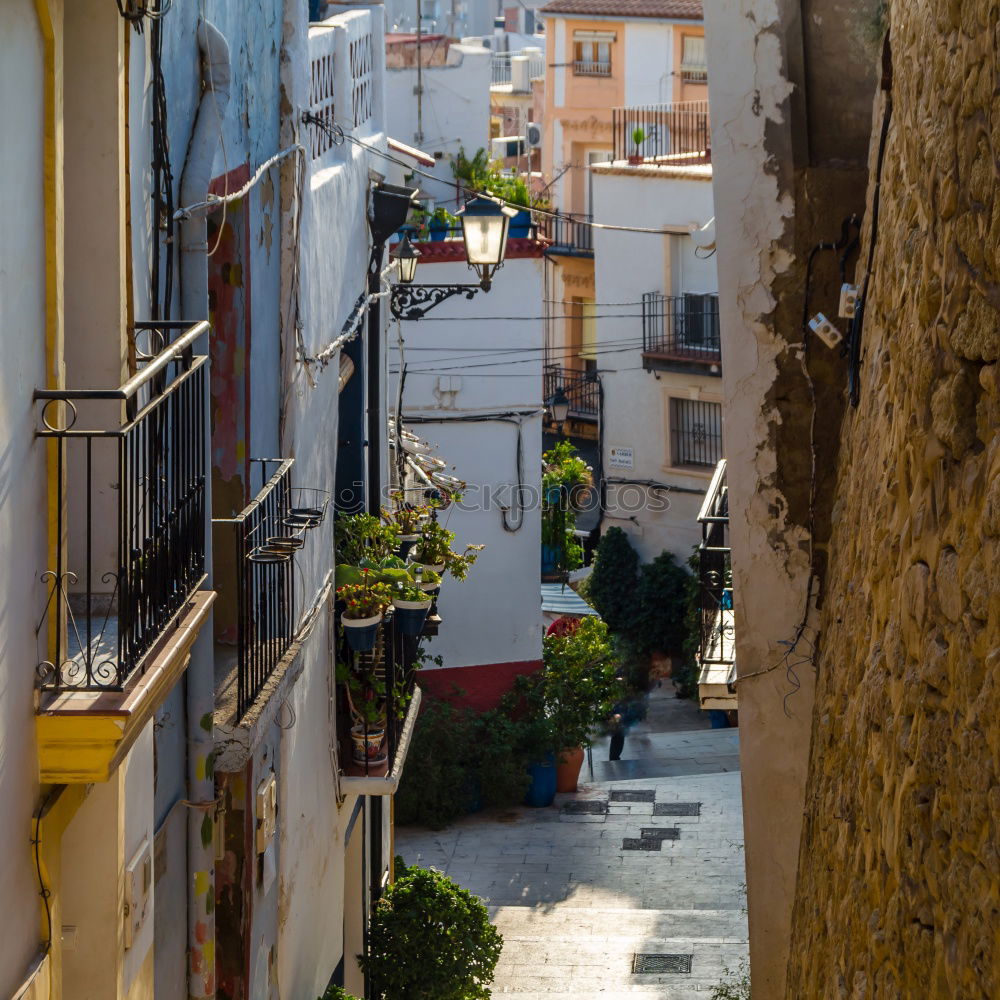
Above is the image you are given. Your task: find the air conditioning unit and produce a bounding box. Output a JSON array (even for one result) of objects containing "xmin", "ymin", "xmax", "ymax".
[{"xmin": 526, "ymin": 122, "xmax": 542, "ymax": 148}]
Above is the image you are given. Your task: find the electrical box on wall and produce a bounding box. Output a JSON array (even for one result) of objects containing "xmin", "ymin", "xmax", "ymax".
[
  {"xmin": 124, "ymin": 841, "xmax": 152, "ymax": 949},
  {"xmin": 256, "ymin": 773, "xmax": 278, "ymax": 855}
]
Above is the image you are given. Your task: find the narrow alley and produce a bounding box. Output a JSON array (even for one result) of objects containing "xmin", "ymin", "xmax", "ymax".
[{"xmin": 397, "ymin": 689, "xmax": 748, "ymax": 997}]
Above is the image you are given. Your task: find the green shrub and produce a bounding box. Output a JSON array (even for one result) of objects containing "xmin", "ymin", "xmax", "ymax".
[
  {"xmin": 587, "ymin": 527, "xmax": 640, "ymax": 632},
  {"xmin": 540, "ymin": 617, "xmax": 621, "ymax": 750},
  {"xmin": 319, "ymin": 987, "xmax": 361, "ymax": 1000},
  {"xmin": 363, "ymin": 859, "xmax": 502, "ymax": 1000},
  {"xmin": 395, "ymin": 697, "xmax": 479, "ymax": 829},
  {"xmin": 632, "ymin": 552, "xmax": 691, "ymax": 658}
]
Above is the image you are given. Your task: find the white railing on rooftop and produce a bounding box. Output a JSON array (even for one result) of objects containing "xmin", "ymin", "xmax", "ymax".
[
  {"xmin": 491, "ymin": 49, "xmax": 545, "ymax": 90},
  {"xmin": 307, "ymin": 9, "xmax": 382, "ymax": 160}
]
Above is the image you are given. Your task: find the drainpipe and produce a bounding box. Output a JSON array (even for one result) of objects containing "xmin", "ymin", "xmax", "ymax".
[{"xmin": 179, "ymin": 19, "xmax": 230, "ymax": 1000}]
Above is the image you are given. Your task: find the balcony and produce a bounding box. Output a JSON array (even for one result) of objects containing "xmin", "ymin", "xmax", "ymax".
[
  {"xmin": 337, "ymin": 612, "xmax": 423, "ymax": 795},
  {"xmin": 213, "ymin": 459, "xmax": 331, "ymax": 725},
  {"xmin": 696, "ymin": 460, "xmax": 736, "ymax": 711},
  {"xmin": 540, "ymin": 211, "xmax": 593, "ymax": 257},
  {"xmin": 642, "ymin": 292, "xmax": 721, "ymax": 373},
  {"xmin": 612, "ymin": 101, "xmax": 710, "ymax": 165},
  {"xmin": 491, "ymin": 49, "xmax": 545, "ymax": 91},
  {"xmin": 573, "ymin": 60, "xmax": 611, "ymax": 77},
  {"xmin": 544, "ymin": 365, "xmax": 599, "ymax": 419},
  {"xmin": 35, "ymin": 321, "xmax": 215, "ymax": 782}
]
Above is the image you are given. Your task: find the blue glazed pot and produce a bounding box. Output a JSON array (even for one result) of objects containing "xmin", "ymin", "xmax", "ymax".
[
  {"xmin": 392, "ymin": 600, "xmax": 431, "ymax": 636},
  {"xmin": 509, "ymin": 209, "xmax": 531, "ymax": 238},
  {"xmin": 524, "ymin": 753, "xmax": 557, "ymax": 807},
  {"xmin": 541, "ymin": 544, "xmax": 561, "ymax": 574},
  {"xmin": 428, "ymin": 220, "xmax": 448, "ymax": 242},
  {"xmin": 708, "ymin": 709, "xmax": 730, "ymax": 729}
]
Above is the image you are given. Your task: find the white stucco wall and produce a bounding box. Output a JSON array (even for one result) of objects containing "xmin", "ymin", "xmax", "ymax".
[
  {"xmin": 591, "ymin": 166, "xmax": 719, "ymax": 563},
  {"xmin": 391, "ymin": 254, "xmax": 545, "ymax": 673},
  {"xmin": 0, "ymin": 5, "xmax": 52, "ymax": 993},
  {"xmin": 385, "ymin": 44, "xmax": 491, "ymax": 209},
  {"xmin": 623, "ymin": 22, "xmax": 675, "ymax": 106}
]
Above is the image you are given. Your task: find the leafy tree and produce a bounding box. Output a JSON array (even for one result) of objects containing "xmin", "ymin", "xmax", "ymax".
[
  {"xmin": 363, "ymin": 860, "xmax": 502, "ymax": 1000},
  {"xmin": 542, "ymin": 439, "xmax": 592, "ymax": 572},
  {"xmin": 587, "ymin": 527, "xmax": 639, "ymax": 632}
]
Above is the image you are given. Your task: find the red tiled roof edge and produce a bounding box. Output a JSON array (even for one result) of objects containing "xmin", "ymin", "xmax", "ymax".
[
  {"xmin": 387, "ymin": 237, "xmax": 551, "ymax": 262},
  {"xmin": 539, "ymin": 0, "xmax": 702, "ymax": 19}
]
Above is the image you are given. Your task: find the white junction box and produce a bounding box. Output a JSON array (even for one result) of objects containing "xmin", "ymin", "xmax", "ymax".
[
  {"xmin": 839, "ymin": 283, "xmax": 859, "ymax": 319},
  {"xmin": 808, "ymin": 313, "xmax": 843, "ymax": 350}
]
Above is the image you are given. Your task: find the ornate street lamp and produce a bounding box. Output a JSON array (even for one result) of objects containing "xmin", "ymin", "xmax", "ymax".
[
  {"xmin": 390, "ymin": 195, "xmax": 518, "ymax": 320},
  {"xmin": 456, "ymin": 195, "xmax": 517, "ymax": 290},
  {"xmin": 548, "ymin": 386, "xmax": 570, "ymax": 429},
  {"xmin": 389, "ymin": 234, "xmax": 421, "ymax": 284}
]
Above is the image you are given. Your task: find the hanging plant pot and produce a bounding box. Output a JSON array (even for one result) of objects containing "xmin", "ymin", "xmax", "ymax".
[
  {"xmin": 410, "ymin": 560, "xmax": 446, "ymax": 575},
  {"xmin": 419, "ymin": 580, "xmax": 440, "ymax": 594},
  {"xmin": 351, "ymin": 725, "xmax": 387, "ymax": 765},
  {"xmin": 397, "ymin": 534, "xmax": 420, "ymax": 559},
  {"xmin": 341, "ymin": 613, "xmax": 383, "ymax": 652},
  {"xmin": 392, "ymin": 596, "xmax": 432, "ymax": 636}
]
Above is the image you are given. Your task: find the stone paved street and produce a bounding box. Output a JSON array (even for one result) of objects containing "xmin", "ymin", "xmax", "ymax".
[{"xmin": 397, "ymin": 689, "xmax": 749, "ymax": 997}]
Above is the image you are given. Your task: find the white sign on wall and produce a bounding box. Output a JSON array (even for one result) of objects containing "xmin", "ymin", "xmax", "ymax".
[{"xmin": 608, "ymin": 446, "xmax": 634, "ymax": 469}]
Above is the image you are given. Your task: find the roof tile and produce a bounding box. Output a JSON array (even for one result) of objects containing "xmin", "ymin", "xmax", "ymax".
[{"xmin": 539, "ymin": 0, "xmax": 702, "ymax": 19}]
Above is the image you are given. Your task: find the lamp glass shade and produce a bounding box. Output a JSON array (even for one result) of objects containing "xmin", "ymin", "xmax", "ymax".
[
  {"xmin": 391, "ymin": 234, "xmax": 421, "ymax": 284},
  {"xmin": 458, "ymin": 196, "xmax": 516, "ymax": 268},
  {"xmin": 550, "ymin": 388, "xmax": 571, "ymax": 425}
]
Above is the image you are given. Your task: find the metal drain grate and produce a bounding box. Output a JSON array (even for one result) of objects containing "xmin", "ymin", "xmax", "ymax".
[
  {"xmin": 632, "ymin": 953, "xmax": 693, "ymax": 974},
  {"xmin": 562, "ymin": 800, "xmax": 608, "ymax": 815},
  {"xmin": 622, "ymin": 837, "xmax": 662, "ymax": 851},
  {"xmin": 653, "ymin": 801, "xmax": 701, "ymax": 817},
  {"xmin": 609, "ymin": 789, "xmax": 656, "ymax": 803},
  {"xmin": 640, "ymin": 826, "xmax": 680, "ymax": 841}
]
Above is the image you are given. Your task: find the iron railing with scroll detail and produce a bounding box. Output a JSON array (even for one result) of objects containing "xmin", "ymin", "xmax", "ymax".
[
  {"xmin": 696, "ymin": 460, "xmax": 733, "ymax": 667},
  {"xmin": 35, "ymin": 320, "xmax": 209, "ymax": 692}
]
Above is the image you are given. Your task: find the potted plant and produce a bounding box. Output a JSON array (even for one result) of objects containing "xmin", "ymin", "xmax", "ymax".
[
  {"xmin": 361, "ymin": 859, "xmax": 503, "ymax": 1000},
  {"xmin": 427, "ymin": 205, "xmax": 456, "ymax": 241},
  {"xmin": 337, "ymin": 574, "xmax": 393, "ymax": 652},
  {"xmin": 382, "ymin": 500, "xmax": 428, "ymax": 558},
  {"xmin": 629, "ymin": 126, "xmax": 646, "ymax": 165},
  {"xmin": 411, "ymin": 519, "xmax": 484, "ymax": 581},
  {"xmin": 335, "ymin": 512, "xmax": 400, "ymax": 566},
  {"xmin": 541, "ymin": 616, "xmax": 622, "ymax": 792},
  {"xmin": 391, "ymin": 581, "xmax": 433, "ymax": 636}
]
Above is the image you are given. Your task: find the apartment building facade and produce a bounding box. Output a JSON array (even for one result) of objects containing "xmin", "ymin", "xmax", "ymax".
[{"xmin": 3, "ymin": 3, "xmax": 419, "ymax": 999}]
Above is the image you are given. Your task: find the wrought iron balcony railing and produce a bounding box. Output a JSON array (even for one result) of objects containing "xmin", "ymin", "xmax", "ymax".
[
  {"xmin": 642, "ymin": 292, "xmax": 721, "ymax": 368},
  {"xmin": 544, "ymin": 365, "xmax": 600, "ymax": 418},
  {"xmin": 35, "ymin": 321, "xmax": 209, "ymax": 692},
  {"xmin": 213, "ymin": 459, "xmax": 330, "ymax": 720},
  {"xmin": 612, "ymin": 101, "xmax": 710, "ymax": 164},
  {"xmin": 539, "ymin": 211, "xmax": 593, "ymax": 256},
  {"xmin": 573, "ymin": 60, "xmax": 611, "ymax": 77},
  {"xmin": 338, "ymin": 611, "xmax": 424, "ymax": 780},
  {"xmin": 696, "ymin": 459, "xmax": 733, "ymax": 668}
]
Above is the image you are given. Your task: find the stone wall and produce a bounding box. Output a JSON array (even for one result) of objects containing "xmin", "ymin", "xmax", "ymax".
[{"xmin": 787, "ymin": 1, "xmax": 1000, "ymax": 994}]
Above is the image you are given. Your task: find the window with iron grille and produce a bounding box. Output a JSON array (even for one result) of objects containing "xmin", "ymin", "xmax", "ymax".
[
  {"xmin": 670, "ymin": 398, "xmax": 722, "ymax": 468},
  {"xmin": 680, "ymin": 35, "xmax": 707, "ymax": 83}
]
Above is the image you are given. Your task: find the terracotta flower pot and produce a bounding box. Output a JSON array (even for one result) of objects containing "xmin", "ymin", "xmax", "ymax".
[{"xmin": 555, "ymin": 746, "xmax": 585, "ymax": 792}]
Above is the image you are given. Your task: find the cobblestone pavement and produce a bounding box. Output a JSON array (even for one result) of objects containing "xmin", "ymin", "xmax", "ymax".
[{"xmin": 396, "ymin": 689, "xmax": 749, "ymax": 997}]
